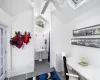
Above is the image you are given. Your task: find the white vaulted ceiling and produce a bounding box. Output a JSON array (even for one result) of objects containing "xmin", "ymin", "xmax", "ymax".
[
  {"xmin": 52, "ymin": 0, "xmax": 100, "ymax": 24},
  {"xmin": 0, "ymin": 0, "xmax": 31, "ymax": 16},
  {"xmin": 0, "ymin": 0, "xmax": 65, "ymax": 16},
  {"xmin": 1, "ymin": 0, "xmax": 99, "ymax": 19}
]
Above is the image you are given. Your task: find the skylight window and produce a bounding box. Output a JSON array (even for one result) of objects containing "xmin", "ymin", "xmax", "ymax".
[
  {"xmin": 68, "ymin": 0, "xmax": 88, "ymax": 10},
  {"xmin": 72, "ymin": 0, "xmax": 83, "ymax": 5}
]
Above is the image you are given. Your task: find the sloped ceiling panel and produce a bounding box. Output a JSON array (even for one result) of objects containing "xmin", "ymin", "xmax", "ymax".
[
  {"xmin": 0, "ymin": 0, "xmax": 31, "ymax": 16},
  {"xmin": 52, "ymin": 0, "xmax": 100, "ymax": 24}
]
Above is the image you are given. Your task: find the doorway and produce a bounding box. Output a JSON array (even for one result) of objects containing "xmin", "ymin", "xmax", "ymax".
[
  {"xmin": 0, "ymin": 24, "xmax": 6, "ymax": 80},
  {"xmin": 34, "ymin": 16, "xmax": 54, "ymax": 76}
]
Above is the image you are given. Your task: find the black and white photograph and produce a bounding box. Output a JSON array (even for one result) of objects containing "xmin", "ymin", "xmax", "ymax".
[
  {"xmin": 71, "ymin": 38, "xmax": 100, "ymax": 48},
  {"xmin": 73, "ymin": 24, "xmax": 100, "ymax": 36}
]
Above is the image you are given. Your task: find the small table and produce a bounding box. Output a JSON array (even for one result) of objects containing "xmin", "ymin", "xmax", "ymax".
[{"xmin": 67, "ymin": 57, "xmax": 100, "ymax": 80}]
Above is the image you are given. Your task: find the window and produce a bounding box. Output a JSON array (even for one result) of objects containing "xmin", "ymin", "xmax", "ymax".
[{"xmin": 68, "ymin": 0, "xmax": 88, "ymax": 10}]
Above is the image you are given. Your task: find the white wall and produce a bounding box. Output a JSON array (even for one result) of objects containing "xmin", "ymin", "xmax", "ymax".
[
  {"xmin": 0, "ymin": 8, "xmax": 11, "ymax": 25},
  {"xmin": 71, "ymin": 10, "xmax": 100, "ymax": 68},
  {"xmin": 9, "ymin": 8, "xmax": 34, "ymax": 77},
  {"xmin": 51, "ymin": 0, "xmax": 100, "ymax": 70},
  {"xmin": 0, "ymin": 3, "xmax": 35, "ymax": 78},
  {"xmin": 50, "ymin": 13, "xmax": 72, "ymax": 69}
]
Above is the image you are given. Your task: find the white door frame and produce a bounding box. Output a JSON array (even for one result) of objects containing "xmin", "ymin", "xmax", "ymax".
[{"xmin": 0, "ymin": 24, "xmax": 6, "ymax": 80}]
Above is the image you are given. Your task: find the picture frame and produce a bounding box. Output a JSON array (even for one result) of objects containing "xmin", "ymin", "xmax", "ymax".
[
  {"xmin": 73, "ymin": 24, "xmax": 100, "ymax": 36},
  {"xmin": 71, "ymin": 38, "xmax": 100, "ymax": 48}
]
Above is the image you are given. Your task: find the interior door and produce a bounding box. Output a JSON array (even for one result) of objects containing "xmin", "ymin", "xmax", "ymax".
[{"xmin": 0, "ymin": 25, "xmax": 5, "ymax": 80}]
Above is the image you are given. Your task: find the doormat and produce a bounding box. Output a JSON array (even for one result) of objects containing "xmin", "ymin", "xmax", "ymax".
[{"xmin": 26, "ymin": 71, "xmax": 61, "ymax": 80}]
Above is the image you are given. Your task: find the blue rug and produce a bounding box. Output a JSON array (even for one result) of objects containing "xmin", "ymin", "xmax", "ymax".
[{"xmin": 26, "ymin": 71, "xmax": 60, "ymax": 80}]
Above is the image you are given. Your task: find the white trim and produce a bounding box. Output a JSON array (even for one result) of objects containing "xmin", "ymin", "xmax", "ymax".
[
  {"xmin": 0, "ymin": 21, "xmax": 9, "ymax": 28},
  {"xmin": 0, "ymin": 24, "xmax": 6, "ymax": 80}
]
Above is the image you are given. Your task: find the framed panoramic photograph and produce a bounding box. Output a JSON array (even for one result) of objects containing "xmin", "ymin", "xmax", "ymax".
[
  {"xmin": 71, "ymin": 38, "xmax": 100, "ymax": 48},
  {"xmin": 73, "ymin": 24, "xmax": 100, "ymax": 36}
]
